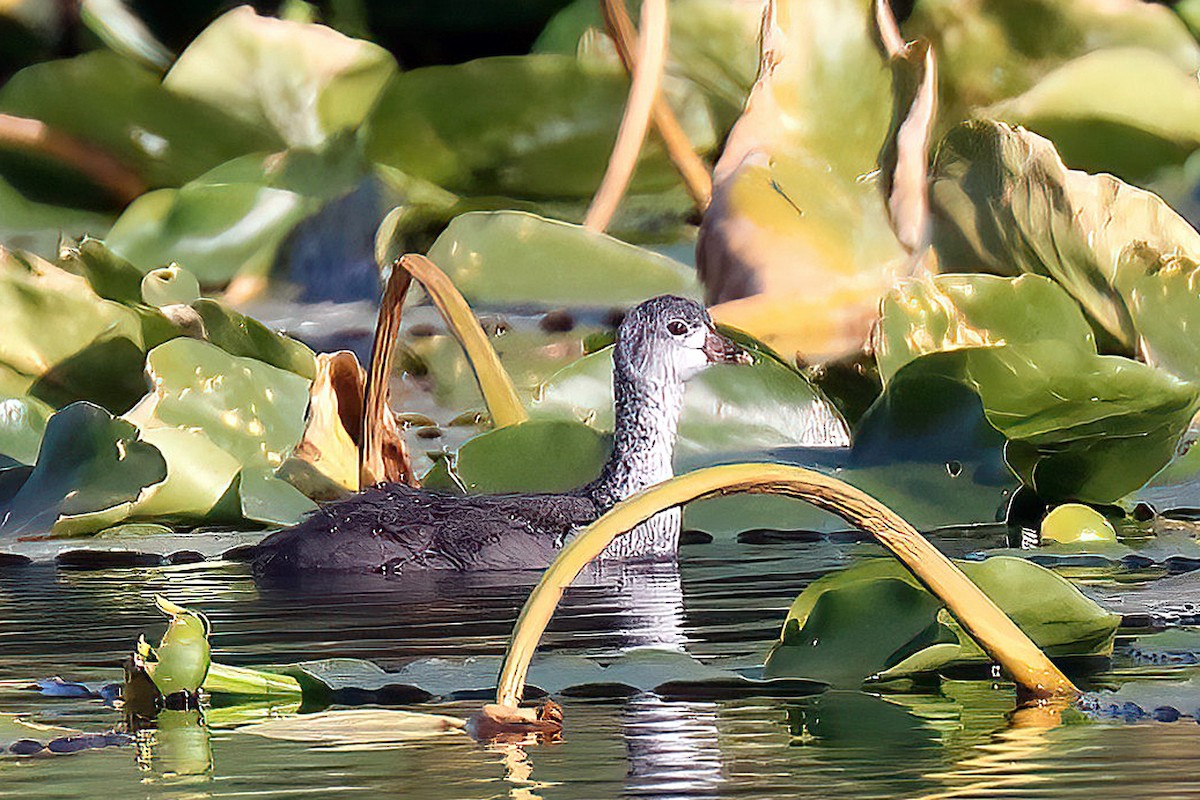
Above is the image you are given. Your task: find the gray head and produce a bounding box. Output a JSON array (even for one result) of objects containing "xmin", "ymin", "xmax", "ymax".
[{"xmin": 614, "ymin": 295, "xmax": 749, "ymax": 384}]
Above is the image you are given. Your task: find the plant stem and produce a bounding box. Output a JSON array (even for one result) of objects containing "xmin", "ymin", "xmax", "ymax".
[
  {"xmin": 0, "ymin": 113, "xmax": 145, "ymax": 204},
  {"xmin": 601, "ymin": 0, "xmax": 712, "ymax": 209},
  {"xmin": 493, "ymin": 463, "xmax": 1078, "ymax": 710},
  {"xmin": 584, "ymin": 0, "xmax": 669, "ymax": 232}
]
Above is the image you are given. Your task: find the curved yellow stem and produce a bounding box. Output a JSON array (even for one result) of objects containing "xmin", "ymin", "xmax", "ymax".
[
  {"xmin": 584, "ymin": 0, "xmax": 669, "ymax": 232},
  {"xmin": 601, "ymin": 0, "xmax": 712, "ymax": 209},
  {"xmin": 494, "ymin": 464, "xmax": 1077, "ymax": 708}
]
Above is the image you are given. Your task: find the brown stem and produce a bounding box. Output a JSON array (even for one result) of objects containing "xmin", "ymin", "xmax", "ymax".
[
  {"xmin": 359, "ymin": 263, "xmax": 419, "ymax": 488},
  {"xmin": 601, "ymin": 0, "xmax": 712, "ymax": 210},
  {"xmin": 584, "ymin": 0, "xmax": 669, "ymax": 232},
  {"xmin": 0, "ymin": 113, "xmax": 145, "ymax": 204}
]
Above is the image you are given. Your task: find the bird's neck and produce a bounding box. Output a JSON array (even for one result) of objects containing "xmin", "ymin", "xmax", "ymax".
[{"xmin": 587, "ymin": 364, "xmax": 685, "ymax": 559}]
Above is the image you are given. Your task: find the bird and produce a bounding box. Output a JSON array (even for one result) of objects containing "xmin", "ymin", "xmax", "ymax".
[{"xmin": 252, "ymin": 295, "xmax": 749, "ymax": 575}]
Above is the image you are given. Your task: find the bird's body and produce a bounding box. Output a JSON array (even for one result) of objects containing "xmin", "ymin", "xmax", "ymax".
[{"xmin": 253, "ymin": 296, "xmax": 747, "ymax": 575}]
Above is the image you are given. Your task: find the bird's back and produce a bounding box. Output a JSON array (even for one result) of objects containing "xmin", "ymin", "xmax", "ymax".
[{"xmin": 252, "ymin": 483, "xmax": 599, "ymax": 574}]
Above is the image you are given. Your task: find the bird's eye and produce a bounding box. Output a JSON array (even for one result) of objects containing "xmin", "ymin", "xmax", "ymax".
[{"xmin": 667, "ymin": 320, "xmax": 688, "ymax": 336}]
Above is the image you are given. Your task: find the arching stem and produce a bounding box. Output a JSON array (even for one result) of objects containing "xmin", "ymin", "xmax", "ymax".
[
  {"xmin": 601, "ymin": 0, "xmax": 712, "ymax": 209},
  {"xmin": 584, "ymin": 0, "xmax": 669, "ymax": 232},
  {"xmin": 493, "ymin": 464, "xmax": 1078, "ymax": 711}
]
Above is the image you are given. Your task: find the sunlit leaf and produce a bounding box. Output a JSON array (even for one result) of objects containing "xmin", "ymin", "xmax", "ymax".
[
  {"xmin": 697, "ymin": 0, "xmax": 906, "ymax": 361},
  {"xmin": 903, "ymin": 0, "xmax": 1200, "ymax": 130},
  {"xmin": 931, "ymin": 119, "xmax": 1200, "ymax": 373},
  {"xmin": 80, "ymin": 0, "xmax": 173, "ymax": 71},
  {"xmin": 164, "ymin": 6, "xmax": 397, "ymax": 150},
  {"xmin": 203, "ymin": 661, "xmax": 303, "ymax": 699},
  {"xmin": 425, "ymin": 209, "xmax": 700, "ymax": 308},
  {"xmin": 125, "ymin": 426, "xmax": 240, "ymax": 521},
  {"xmin": 0, "ymin": 393, "xmax": 52, "ymax": 466},
  {"xmin": 875, "ymin": 273, "xmax": 1095, "ymax": 383},
  {"xmin": 764, "ymin": 556, "xmax": 1119, "ymax": 684},
  {"xmin": 0, "ymin": 50, "xmax": 273, "ymax": 191}
]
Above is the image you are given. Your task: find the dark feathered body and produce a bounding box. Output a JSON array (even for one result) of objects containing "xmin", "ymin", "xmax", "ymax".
[{"xmin": 254, "ymin": 484, "xmax": 599, "ymax": 574}]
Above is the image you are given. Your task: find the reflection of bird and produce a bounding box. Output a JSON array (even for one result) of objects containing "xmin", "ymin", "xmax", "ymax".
[
  {"xmin": 254, "ymin": 296, "xmax": 748, "ymax": 574},
  {"xmin": 139, "ymin": 596, "xmax": 211, "ymax": 697}
]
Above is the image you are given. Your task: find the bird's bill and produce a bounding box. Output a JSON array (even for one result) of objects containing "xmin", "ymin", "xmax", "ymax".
[{"xmin": 702, "ymin": 328, "xmax": 751, "ymax": 365}]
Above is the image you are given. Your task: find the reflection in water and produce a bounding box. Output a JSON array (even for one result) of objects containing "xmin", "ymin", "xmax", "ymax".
[{"xmin": 622, "ymin": 696, "xmax": 725, "ymax": 798}]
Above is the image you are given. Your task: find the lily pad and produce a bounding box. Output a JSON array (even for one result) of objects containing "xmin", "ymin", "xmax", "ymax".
[
  {"xmin": 696, "ymin": 0, "xmax": 906, "ymax": 361},
  {"xmin": 0, "ymin": 393, "xmax": 52, "ymax": 466},
  {"xmin": 424, "ymin": 210, "xmax": 701, "ymax": 308},
  {"xmin": 422, "ymin": 420, "xmax": 610, "ymax": 495},
  {"xmin": 0, "ymin": 402, "xmax": 166, "ymax": 537},
  {"xmin": 988, "ymin": 48, "xmax": 1200, "ymax": 185},
  {"xmin": 164, "ymin": 7, "xmax": 398, "ymax": 150},
  {"xmin": 124, "ymin": 337, "xmax": 313, "ymax": 525},
  {"xmin": 930, "ymin": 119, "xmax": 1200, "ymax": 375},
  {"xmin": 875, "ymin": 274, "xmax": 1095, "ymax": 383},
  {"xmin": 764, "ymin": 555, "xmax": 1119, "ymax": 685},
  {"xmin": 0, "ymin": 50, "xmax": 273, "ymax": 192},
  {"xmin": 903, "ymin": 0, "xmax": 1200, "ymax": 130},
  {"xmin": 191, "ymin": 299, "xmax": 316, "ymax": 379},
  {"xmin": 364, "ymin": 54, "xmax": 715, "ymax": 199}
]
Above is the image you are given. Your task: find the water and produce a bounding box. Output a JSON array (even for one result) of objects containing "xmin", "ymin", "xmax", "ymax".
[{"xmin": 3, "ymin": 538, "xmax": 1200, "ymax": 799}]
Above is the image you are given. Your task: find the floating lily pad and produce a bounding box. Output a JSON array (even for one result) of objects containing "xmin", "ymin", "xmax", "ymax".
[
  {"xmin": 130, "ymin": 337, "xmax": 310, "ymax": 470},
  {"xmin": 0, "ymin": 393, "xmax": 52, "ymax": 465},
  {"xmin": 988, "ymin": 48, "xmax": 1200, "ymax": 185},
  {"xmin": 425, "ymin": 210, "xmax": 701, "ymax": 308},
  {"xmin": 164, "ymin": 7, "xmax": 398, "ymax": 150},
  {"xmin": 191, "ymin": 299, "xmax": 316, "ymax": 379},
  {"xmin": 125, "ymin": 426, "xmax": 240, "ymax": 522},
  {"xmin": 875, "ymin": 274, "xmax": 1095, "ymax": 383},
  {"xmin": 764, "ymin": 556, "xmax": 1119, "ymax": 685},
  {"xmin": 0, "ymin": 402, "xmax": 166, "ymax": 537}
]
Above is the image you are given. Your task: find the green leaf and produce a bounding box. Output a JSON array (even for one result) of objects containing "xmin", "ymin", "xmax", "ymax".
[
  {"xmin": 988, "ymin": 48, "xmax": 1200, "ymax": 185},
  {"xmin": 697, "ymin": 0, "xmax": 906, "ymax": 361},
  {"xmin": 425, "ymin": 210, "xmax": 700, "ymax": 308},
  {"xmin": 106, "ymin": 182, "xmax": 311, "ymax": 285},
  {"xmin": 129, "ymin": 337, "xmax": 310, "ymax": 482},
  {"xmin": 1040, "ymin": 503, "xmax": 1117, "ymax": 545},
  {"xmin": 764, "ymin": 576, "xmax": 955, "ymax": 688},
  {"xmin": 125, "ymin": 426, "xmax": 240, "ymax": 521},
  {"xmin": 904, "ymin": 0, "xmax": 1200, "ymax": 129},
  {"xmin": 894, "ymin": 344, "xmax": 1198, "ymax": 503},
  {"xmin": 59, "ymin": 236, "xmax": 145, "ymax": 303},
  {"xmin": 0, "ymin": 392, "xmax": 52, "ymax": 465},
  {"xmin": 203, "ymin": 661, "xmax": 303, "ymax": 699},
  {"xmin": 80, "ymin": 0, "xmax": 173, "ymax": 71},
  {"xmin": 238, "ymin": 467, "xmax": 317, "ymax": 526},
  {"xmin": 0, "ymin": 50, "xmax": 274, "ymax": 190},
  {"xmin": 875, "ymin": 274, "xmax": 1096, "ymax": 383},
  {"xmin": 764, "ymin": 556, "xmax": 1119, "ymax": 685},
  {"xmin": 140, "ymin": 264, "xmax": 200, "ymax": 307},
  {"xmin": 191, "ymin": 299, "xmax": 316, "ymax": 379},
  {"xmin": 930, "ymin": 119, "xmax": 1200, "ymax": 372},
  {"xmin": 531, "ymin": 332, "xmax": 850, "ymax": 456},
  {"xmin": 422, "ymin": 419, "xmax": 610, "ymax": 494},
  {"xmin": 534, "ymin": 0, "xmax": 761, "ymax": 131},
  {"xmin": 164, "ymin": 7, "xmax": 397, "ymax": 150},
  {"xmin": 364, "ymin": 54, "xmax": 714, "ymax": 198},
  {"xmin": 0, "ymin": 176, "xmax": 110, "ymax": 257},
  {"xmin": 0, "ymin": 401, "xmax": 166, "ymax": 537}
]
